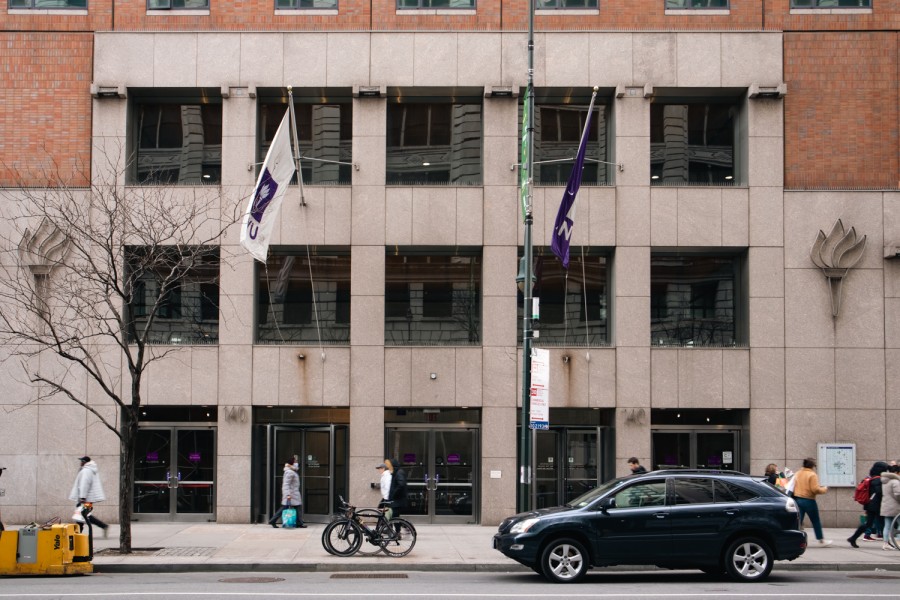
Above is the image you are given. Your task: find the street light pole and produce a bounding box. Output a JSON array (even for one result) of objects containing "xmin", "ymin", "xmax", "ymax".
[{"xmin": 517, "ymin": 0, "xmax": 536, "ymax": 515}]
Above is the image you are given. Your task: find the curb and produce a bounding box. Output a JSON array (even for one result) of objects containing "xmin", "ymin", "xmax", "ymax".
[{"xmin": 92, "ymin": 562, "xmax": 900, "ymax": 575}]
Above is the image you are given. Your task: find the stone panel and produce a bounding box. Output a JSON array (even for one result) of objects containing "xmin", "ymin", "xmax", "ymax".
[
  {"xmin": 785, "ymin": 348, "xmax": 835, "ymax": 409},
  {"xmin": 410, "ymin": 348, "xmax": 456, "ymax": 407},
  {"xmin": 284, "ymin": 34, "xmax": 327, "ymax": 86},
  {"xmin": 615, "ymin": 296, "xmax": 650, "ymax": 349},
  {"xmin": 587, "ymin": 187, "xmax": 617, "ymax": 247},
  {"xmin": 633, "ymin": 33, "xmax": 676, "ymax": 87},
  {"xmin": 458, "ymin": 33, "xmax": 502, "ymax": 86},
  {"xmin": 650, "ymin": 348, "xmax": 678, "ymax": 408},
  {"xmin": 749, "ymin": 297, "xmax": 785, "ymax": 349},
  {"xmin": 414, "ymin": 34, "xmax": 458, "ymax": 86},
  {"xmin": 154, "ymin": 33, "xmax": 198, "ymax": 87},
  {"xmin": 836, "ymin": 409, "xmax": 886, "ymax": 465},
  {"xmin": 218, "ymin": 345, "xmax": 253, "ymax": 406},
  {"xmin": 457, "ymin": 188, "xmax": 484, "ymax": 246},
  {"xmin": 411, "ymin": 188, "xmax": 457, "ymax": 245},
  {"xmin": 350, "ymin": 346, "xmax": 384, "ymax": 407},
  {"xmin": 616, "ymin": 346, "xmax": 650, "ymax": 407},
  {"xmin": 587, "ymin": 348, "xmax": 617, "ymax": 408},
  {"xmin": 616, "ymin": 185, "xmax": 650, "ymax": 246},
  {"xmin": 455, "ymin": 348, "xmax": 483, "ymax": 406},
  {"xmin": 677, "ymin": 188, "xmax": 721, "ymax": 246},
  {"xmin": 350, "ymin": 295, "xmax": 384, "ymax": 347},
  {"xmin": 325, "ymin": 187, "xmax": 353, "ymax": 245},
  {"xmin": 785, "ymin": 408, "xmax": 835, "ymax": 462},
  {"xmin": 723, "ymin": 349, "xmax": 750, "ymax": 409},
  {"xmin": 750, "ymin": 348, "xmax": 785, "ymax": 409},
  {"xmin": 749, "ymin": 247, "xmax": 785, "ymax": 298},
  {"xmin": 676, "ymin": 33, "xmax": 721, "ymax": 87},
  {"xmin": 323, "ymin": 348, "xmax": 351, "ymax": 407},
  {"xmin": 371, "ymin": 34, "xmax": 414, "ymax": 86},
  {"xmin": 250, "ymin": 346, "xmax": 280, "ymax": 405},
  {"xmin": 721, "ymin": 33, "xmax": 783, "ymax": 87},
  {"xmin": 650, "ymin": 187, "xmax": 678, "ymax": 247},
  {"xmin": 784, "ymin": 269, "xmax": 835, "ymax": 348},
  {"xmin": 384, "ymin": 348, "xmax": 412, "ymax": 407},
  {"xmin": 834, "ymin": 269, "xmax": 884, "ymax": 348},
  {"xmin": 749, "ymin": 187, "xmax": 784, "ymax": 247},
  {"xmin": 351, "ymin": 245, "xmax": 386, "ymax": 297},
  {"xmin": 677, "ymin": 349, "xmax": 723, "ymax": 408},
  {"xmin": 326, "ymin": 34, "xmax": 371, "ymax": 86},
  {"xmin": 482, "ymin": 295, "xmax": 517, "ymax": 348},
  {"xmin": 483, "ymin": 346, "xmax": 518, "ymax": 408},
  {"xmin": 749, "ymin": 409, "xmax": 786, "ymax": 470},
  {"xmin": 835, "ymin": 349, "xmax": 885, "ymax": 410},
  {"xmin": 239, "ymin": 34, "xmax": 284, "ymax": 87},
  {"xmin": 590, "ymin": 33, "xmax": 633, "ymax": 86}
]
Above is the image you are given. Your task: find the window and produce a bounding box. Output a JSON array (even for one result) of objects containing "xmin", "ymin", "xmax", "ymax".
[
  {"xmin": 536, "ymin": 0, "xmax": 597, "ymax": 8},
  {"xmin": 9, "ymin": 0, "xmax": 86, "ymax": 7},
  {"xmin": 612, "ymin": 481, "xmax": 667, "ymax": 508},
  {"xmin": 673, "ymin": 478, "xmax": 758, "ymax": 504},
  {"xmin": 276, "ymin": 0, "xmax": 337, "ymax": 7},
  {"xmin": 257, "ymin": 250, "xmax": 351, "ymax": 344},
  {"xmin": 147, "ymin": 0, "xmax": 209, "ymax": 8},
  {"xmin": 125, "ymin": 246, "xmax": 219, "ymax": 345},
  {"xmin": 386, "ymin": 88, "xmax": 482, "ymax": 185},
  {"xmin": 518, "ymin": 247, "xmax": 609, "ymax": 347},
  {"xmin": 385, "ymin": 248, "xmax": 481, "ymax": 346},
  {"xmin": 791, "ymin": 0, "xmax": 870, "ymax": 6},
  {"xmin": 258, "ymin": 89, "xmax": 352, "ymax": 185},
  {"xmin": 397, "ymin": 0, "xmax": 475, "ymax": 8},
  {"xmin": 666, "ymin": 0, "xmax": 728, "ymax": 7},
  {"xmin": 132, "ymin": 92, "xmax": 222, "ymax": 185},
  {"xmin": 650, "ymin": 96, "xmax": 743, "ymax": 186},
  {"xmin": 527, "ymin": 89, "xmax": 612, "ymax": 185},
  {"xmin": 650, "ymin": 252, "xmax": 746, "ymax": 347}
]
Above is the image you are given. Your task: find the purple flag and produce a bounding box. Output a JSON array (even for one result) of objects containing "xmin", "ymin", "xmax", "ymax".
[{"xmin": 550, "ymin": 93, "xmax": 597, "ymax": 269}]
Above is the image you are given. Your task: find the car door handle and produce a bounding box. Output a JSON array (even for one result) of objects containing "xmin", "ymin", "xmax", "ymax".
[
  {"xmin": 653, "ymin": 512, "xmax": 668, "ymax": 519},
  {"xmin": 724, "ymin": 510, "xmax": 739, "ymax": 515}
]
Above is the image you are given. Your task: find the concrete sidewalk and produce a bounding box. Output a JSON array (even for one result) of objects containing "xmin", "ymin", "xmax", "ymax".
[{"xmin": 44, "ymin": 522, "xmax": 900, "ymax": 573}]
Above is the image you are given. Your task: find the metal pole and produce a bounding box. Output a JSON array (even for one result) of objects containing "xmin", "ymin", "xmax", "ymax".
[{"xmin": 517, "ymin": 0, "xmax": 535, "ymax": 515}]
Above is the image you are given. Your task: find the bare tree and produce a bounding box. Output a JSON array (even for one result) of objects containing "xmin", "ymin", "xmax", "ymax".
[{"xmin": 0, "ymin": 154, "xmax": 240, "ymax": 552}]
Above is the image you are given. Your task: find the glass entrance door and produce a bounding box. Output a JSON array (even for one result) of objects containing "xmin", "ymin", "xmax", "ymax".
[
  {"xmin": 267, "ymin": 425, "xmax": 348, "ymax": 523},
  {"xmin": 386, "ymin": 427, "xmax": 478, "ymax": 524},
  {"xmin": 134, "ymin": 427, "xmax": 216, "ymax": 521},
  {"xmin": 534, "ymin": 428, "xmax": 600, "ymax": 508},
  {"xmin": 652, "ymin": 430, "xmax": 740, "ymax": 470}
]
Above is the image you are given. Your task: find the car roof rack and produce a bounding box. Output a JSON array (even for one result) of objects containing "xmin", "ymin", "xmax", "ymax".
[{"xmin": 650, "ymin": 469, "xmax": 749, "ymax": 476}]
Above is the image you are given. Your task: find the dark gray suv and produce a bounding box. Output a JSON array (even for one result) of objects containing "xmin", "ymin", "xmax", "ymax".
[{"xmin": 493, "ymin": 470, "xmax": 806, "ymax": 583}]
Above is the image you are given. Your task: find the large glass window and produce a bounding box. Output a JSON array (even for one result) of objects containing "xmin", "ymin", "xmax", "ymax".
[
  {"xmin": 650, "ymin": 252, "xmax": 746, "ymax": 347},
  {"xmin": 666, "ymin": 0, "xmax": 728, "ymax": 7},
  {"xmin": 257, "ymin": 249, "xmax": 350, "ymax": 344},
  {"xmin": 125, "ymin": 246, "xmax": 219, "ymax": 345},
  {"xmin": 385, "ymin": 248, "xmax": 481, "ymax": 346},
  {"xmin": 397, "ymin": 0, "xmax": 475, "ymax": 8},
  {"xmin": 536, "ymin": 0, "xmax": 597, "ymax": 7},
  {"xmin": 519, "ymin": 247, "xmax": 609, "ymax": 347},
  {"xmin": 258, "ymin": 89, "xmax": 352, "ymax": 185},
  {"xmin": 9, "ymin": 0, "xmax": 86, "ymax": 7},
  {"xmin": 386, "ymin": 88, "xmax": 482, "ymax": 185},
  {"xmin": 791, "ymin": 0, "xmax": 870, "ymax": 6},
  {"xmin": 132, "ymin": 92, "xmax": 222, "ymax": 185},
  {"xmin": 526, "ymin": 89, "xmax": 612, "ymax": 185},
  {"xmin": 147, "ymin": 0, "xmax": 209, "ymax": 8},
  {"xmin": 650, "ymin": 97, "xmax": 742, "ymax": 186},
  {"xmin": 276, "ymin": 0, "xmax": 337, "ymax": 6}
]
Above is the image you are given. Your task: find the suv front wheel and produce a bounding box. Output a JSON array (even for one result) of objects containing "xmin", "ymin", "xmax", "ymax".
[
  {"xmin": 724, "ymin": 537, "xmax": 773, "ymax": 582},
  {"xmin": 540, "ymin": 538, "xmax": 588, "ymax": 583}
]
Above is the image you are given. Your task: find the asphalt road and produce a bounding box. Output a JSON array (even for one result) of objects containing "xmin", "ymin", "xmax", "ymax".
[{"xmin": 3, "ymin": 570, "xmax": 900, "ymax": 599}]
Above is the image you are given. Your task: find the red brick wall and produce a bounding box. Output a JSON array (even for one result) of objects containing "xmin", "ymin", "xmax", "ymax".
[
  {"xmin": 784, "ymin": 32, "xmax": 899, "ymax": 190},
  {"xmin": 1, "ymin": 4, "xmax": 111, "ymax": 32},
  {"xmin": 0, "ymin": 33, "xmax": 93, "ymax": 187},
  {"xmin": 766, "ymin": 1, "xmax": 900, "ymax": 32}
]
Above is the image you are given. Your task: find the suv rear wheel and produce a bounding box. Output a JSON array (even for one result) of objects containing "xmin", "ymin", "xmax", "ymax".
[
  {"xmin": 540, "ymin": 538, "xmax": 588, "ymax": 583},
  {"xmin": 724, "ymin": 537, "xmax": 773, "ymax": 582}
]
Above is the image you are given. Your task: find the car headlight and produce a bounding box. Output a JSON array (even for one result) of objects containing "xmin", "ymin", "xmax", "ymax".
[{"xmin": 509, "ymin": 517, "xmax": 540, "ymax": 534}]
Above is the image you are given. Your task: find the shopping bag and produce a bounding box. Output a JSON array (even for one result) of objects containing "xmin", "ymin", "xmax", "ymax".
[
  {"xmin": 282, "ymin": 507, "xmax": 297, "ymax": 528},
  {"xmin": 72, "ymin": 504, "xmax": 86, "ymax": 523}
]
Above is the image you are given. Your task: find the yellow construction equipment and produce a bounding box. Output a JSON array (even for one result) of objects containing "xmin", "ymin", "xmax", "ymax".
[{"xmin": 0, "ymin": 513, "xmax": 94, "ymax": 576}]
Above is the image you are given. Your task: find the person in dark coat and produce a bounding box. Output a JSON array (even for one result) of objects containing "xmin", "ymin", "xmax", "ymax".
[
  {"xmin": 848, "ymin": 461, "xmax": 890, "ymax": 547},
  {"xmin": 385, "ymin": 458, "xmax": 408, "ymax": 522},
  {"xmin": 628, "ymin": 457, "xmax": 647, "ymax": 474}
]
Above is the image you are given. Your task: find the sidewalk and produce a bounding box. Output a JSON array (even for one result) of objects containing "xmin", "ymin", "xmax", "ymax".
[{"xmin": 42, "ymin": 523, "xmax": 900, "ymax": 574}]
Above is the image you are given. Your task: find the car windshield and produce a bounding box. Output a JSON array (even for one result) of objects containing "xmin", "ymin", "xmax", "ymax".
[{"xmin": 567, "ymin": 476, "xmax": 629, "ymax": 508}]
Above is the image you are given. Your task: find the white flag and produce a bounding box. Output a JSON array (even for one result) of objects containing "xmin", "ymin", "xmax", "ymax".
[{"xmin": 240, "ymin": 110, "xmax": 296, "ymax": 263}]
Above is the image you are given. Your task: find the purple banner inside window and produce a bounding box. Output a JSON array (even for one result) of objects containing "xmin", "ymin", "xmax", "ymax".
[{"xmin": 189, "ymin": 452, "xmax": 201, "ymax": 463}]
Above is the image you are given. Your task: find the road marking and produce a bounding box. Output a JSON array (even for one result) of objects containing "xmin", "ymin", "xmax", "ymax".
[{"xmin": 2, "ymin": 594, "xmax": 900, "ymax": 598}]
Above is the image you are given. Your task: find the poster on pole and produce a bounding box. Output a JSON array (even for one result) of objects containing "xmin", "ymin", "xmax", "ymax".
[{"xmin": 530, "ymin": 348, "xmax": 549, "ymax": 430}]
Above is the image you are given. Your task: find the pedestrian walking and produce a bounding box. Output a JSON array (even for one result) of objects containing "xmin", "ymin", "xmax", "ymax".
[
  {"xmin": 881, "ymin": 464, "xmax": 900, "ymax": 550},
  {"xmin": 269, "ymin": 458, "xmax": 306, "ymax": 528},
  {"xmin": 793, "ymin": 457, "xmax": 831, "ymax": 546},
  {"xmin": 376, "ymin": 462, "xmax": 393, "ymax": 518},
  {"xmin": 385, "ymin": 458, "xmax": 408, "ymax": 522},
  {"xmin": 847, "ymin": 461, "xmax": 889, "ymax": 547},
  {"xmin": 68, "ymin": 456, "xmax": 109, "ymax": 538},
  {"xmin": 627, "ymin": 457, "xmax": 647, "ymax": 474}
]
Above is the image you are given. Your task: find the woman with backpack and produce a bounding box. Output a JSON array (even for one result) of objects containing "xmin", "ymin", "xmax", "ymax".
[{"xmin": 848, "ymin": 461, "xmax": 889, "ymax": 547}]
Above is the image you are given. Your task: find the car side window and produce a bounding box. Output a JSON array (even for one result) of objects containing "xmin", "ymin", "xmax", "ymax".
[
  {"xmin": 716, "ymin": 480, "xmax": 758, "ymax": 502},
  {"xmin": 612, "ymin": 480, "xmax": 667, "ymax": 508},
  {"xmin": 674, "ymin": 478, "xmax": 715, "ymax": 505}
]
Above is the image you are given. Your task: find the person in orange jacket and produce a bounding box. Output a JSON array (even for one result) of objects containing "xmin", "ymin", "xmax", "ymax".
[{"xmin": 792, "ymin": 457, "xmax": 831, "ymax": 547}]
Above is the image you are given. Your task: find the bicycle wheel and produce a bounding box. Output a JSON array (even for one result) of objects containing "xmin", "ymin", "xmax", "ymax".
[
  {"xmin": 322, "ymin": 518, "xmax": 363, "ymax": 556},
  {"xmin": 377, "ymin": 518, "xmax": 416, "ymax": 557}
]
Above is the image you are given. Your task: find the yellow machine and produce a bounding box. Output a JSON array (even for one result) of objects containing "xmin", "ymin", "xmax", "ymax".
[{"xmin": 0, "ymin": 521, "xmax": 93, "ymax": 576}]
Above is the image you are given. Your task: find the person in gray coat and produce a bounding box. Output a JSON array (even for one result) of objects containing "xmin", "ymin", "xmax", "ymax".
[
  {"xmin": 268, "ymin": 458, "xmax": 306, "ymax": 528},
  {"xmin": 68, "ymin": 456, "xmax": 109, "ymax": 536},
  {"xmin": 881, "ymin": 464, "xmax": 900, "ymax": 550}
]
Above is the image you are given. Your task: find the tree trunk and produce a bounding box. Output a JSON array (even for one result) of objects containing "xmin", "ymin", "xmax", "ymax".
[{"xmin": 118, "ymin": 408, "xmax": 138, "ymax": 553}]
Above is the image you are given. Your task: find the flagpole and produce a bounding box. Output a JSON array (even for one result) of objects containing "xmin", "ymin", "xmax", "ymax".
[
  {"xmin": 286, "ymin": 85, "xmax": 306, "ymax": 206},
  {"xmin": 517, "ymin": 0, "xmax": 535, "ymax": 515}
]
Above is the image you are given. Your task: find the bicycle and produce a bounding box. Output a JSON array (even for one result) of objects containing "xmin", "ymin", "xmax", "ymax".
[
  {"xmin": 890, "ymin": 514, "xmax": 900, "ymax": 550},
  {"xmin": 321, "ymin": 496, "xmax": 416, "ymax": 557}
]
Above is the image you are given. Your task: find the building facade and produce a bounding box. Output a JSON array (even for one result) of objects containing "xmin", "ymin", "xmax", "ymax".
[{"xmin": 0, "ymin": 1, "xmax": 898, "ymax": 528}]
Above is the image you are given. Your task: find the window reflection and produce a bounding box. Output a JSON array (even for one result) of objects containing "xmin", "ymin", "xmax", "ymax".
[{"xmin": 650, "ymin": 102, "xmax": 738, "ymax": 186}]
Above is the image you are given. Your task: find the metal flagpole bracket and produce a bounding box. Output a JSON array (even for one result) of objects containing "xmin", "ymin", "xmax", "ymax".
[{"xmin": 511, "ymin": 157, "xmax": 624, "ymax": 172}]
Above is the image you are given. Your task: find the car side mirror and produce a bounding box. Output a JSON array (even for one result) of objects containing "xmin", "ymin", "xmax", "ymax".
[{"xmin": 599, "ymin": 497, "xmax": 616, "ymax": 513}]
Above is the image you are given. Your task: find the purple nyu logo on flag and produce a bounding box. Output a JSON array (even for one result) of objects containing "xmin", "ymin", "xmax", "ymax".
[
  {"xmin": 550, "ymin": 90, "xmax": 597, "ymax": 269},
  {"xmin": 248, "ymin": 169, "xmax": 279, "ymax": 238}
]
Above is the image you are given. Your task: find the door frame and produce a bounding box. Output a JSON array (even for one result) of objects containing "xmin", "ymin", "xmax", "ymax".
[
  {"xmin": 385, "ymin": 423, "xmax": 480, "ymax": 525},
  {"xmin": 533, "ymin": 426, "xmax": 607, "ymax": 509},
  {"xmin": 650, "ymin": 425, "xmax": 743, "ymax": 471},
  {"xmin": 133, "ymin": 423, "xmax": 217, "ymax": 522},
  {"xmin": 265, "ymin": 424, "xmax": 348, "ymax": 524}
]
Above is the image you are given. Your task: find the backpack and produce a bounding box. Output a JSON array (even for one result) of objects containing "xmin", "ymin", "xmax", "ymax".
[{"xmin": 854, "ymin": 477, "xmax": 872, "ymax": 505}]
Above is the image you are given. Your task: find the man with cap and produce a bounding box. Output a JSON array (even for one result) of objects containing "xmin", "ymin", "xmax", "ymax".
[
  {"xmin": 376, "ymin": 462, "xmax": 393, "ymax": 518},
  {"xmin": 69, "ymin": 456, "xmax": 109, "ymax": 537}
]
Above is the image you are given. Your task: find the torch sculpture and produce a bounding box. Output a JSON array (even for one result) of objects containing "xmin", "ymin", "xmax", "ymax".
[{"xmin": 809, "ymin": 219, "xmax": 867, "ymax": 318}]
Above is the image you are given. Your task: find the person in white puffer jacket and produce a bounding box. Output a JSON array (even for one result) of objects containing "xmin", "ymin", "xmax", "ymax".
[
  {"xmin": 68, "ymin": 456, "xmax": 109, "ymax": 536},
  {"xmin": 880, "ymin": 465, "xmax": 900, "ymax": 550}
]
